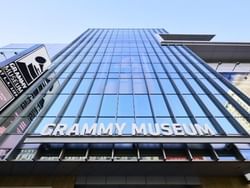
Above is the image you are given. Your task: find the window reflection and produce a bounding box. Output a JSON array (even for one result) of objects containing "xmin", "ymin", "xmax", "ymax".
[
  {"xmin": 45, "ymin": 95, "xmax": 69, "ymax": 116},
  {"xmin": 215, "ymin": 117, "xmax": 238, "ymax": 135},
  {"xmin": 75, "ymin": 79, "xmax": 92, "ymax": 94},
  {"xmin": 182, "ymin": 95, "xmax": 205, "ymax": 116},
  {"xmin": 134, "ymin": 95, "xmax": 152, "ymax": 116},
  {"xmin": 150, "ymin": 95, "xmax": 169, "ymax": 116},
  {"xmin": 160, "ymin": 79, "xmax": 175, "ymax": 94},
  {"xmin": 146, "ymin": 79, "xmax": 161, "ymax": 94},
  {"xmin": 105, "ymin": 79, "xmax": 119, "ymax": 94},
  {"xmin": 133, "ymin": 79, "xmax": 147, "ymax": 94},
  {"xmin": 81, "ymin": 95, "xmax": 102, "ymax": 116},
  {"xmin": 166, "ymin": 95, "xmax": 188, "ymax": 117},
  {"xmin": 118, "ymin": 95, "xmax": 134, "ymax": 116},
  {"xmin": 119, "ymin": 79, "xmax": 132, "ymax": 94},
  {"xmin": 91, "ymin": 79, "xmax": 106, "ymax": 94},
  {"xmin": 100, "ymin": 95, "xmax": 117, "ymax": 116},
  {"xmin": 60, "ymin": 79, "xmax": 78, "ymax": 94},
  {"xmin": 64, "ymin": 95, "xmax": 86, "ymax": 116}
]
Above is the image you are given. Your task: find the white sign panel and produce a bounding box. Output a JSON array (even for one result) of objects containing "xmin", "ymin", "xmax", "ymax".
[{"xmin": 0, "ymin": 46, "xmax": 51, "ymax": 112}]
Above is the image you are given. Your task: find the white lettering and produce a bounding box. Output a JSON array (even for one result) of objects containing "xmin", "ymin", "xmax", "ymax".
[
  {"xmin": 132, "ymin": 123, "xmax": 147, "ymax": 135},
  {"xmin": 66, "ymin": 123, "xmax": 80, "ymax": 136},
  {"xmin": 39, "ymin": 123, "xmax": 215, "ymax": 136},
  {"xmin": 115, "ymin": 123, "xmax": 125, "ymax": 136},
  {"xmin": 52, "ymin": 124, "xmax": 67, "ymax": 136},
  {"xmin": 183, "ymin": 124, "xmax": 197, "ymax": 136},
  {"xmin": 195, "ymin": 124, "xmax": 215, "ymax": 136},
  {"xmin": 81, "ymin": 123, "xmax": 97, "ymax": 136},
  {"xmin": 98, "ymin": 123, "xmax": 113, "ymax": 136},
  {"xmin": 160, "ymin": 124, "xmax": 173, "ymax": 136},
  {"xmin": 172, "ymin": 124, "xmax": 185, "ymax": 136},
  {"xmin": 148, "ymin": 123, "xmax": 161, "ymax": 136},
  {"xmin": 41, "ymin": 123, "xmax": 55, "ymax": 136}
]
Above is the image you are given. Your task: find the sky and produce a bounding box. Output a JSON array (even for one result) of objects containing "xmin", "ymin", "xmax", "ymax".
[{"xmin": 1, "ymin": 0, "xmax": 250, "ymax": 46}]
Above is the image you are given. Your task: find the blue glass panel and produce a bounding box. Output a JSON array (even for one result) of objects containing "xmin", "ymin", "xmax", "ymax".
[
  {"xmin": 160, "ymin": 79, "xmax": 175, "ymax": 94},
  {"xmin": 119, "ymin": 79, "xmax": 132, "ymax": 94},
  {"xmin": 182, "ymin": 95, "xmax": 205, "ymax": 116},
  {"xmin": 75, "ymin": 79, "xmax": 92, "ymax": 94},
  {"xmin": 105, "ymin": 79, "xmax": 119, "ymax": 94},
  {"xmin": 133, "ymin": 79, "xmax": 147, "ymax": 94},
  {"xmin": 64, "ymin": 95, "xmax": 86, "ymax": 116},
  {"xmin": 34, "ymin": 117, "xmax": 56, "ymax": 134},
  {"xmin": 91, "ymin": 79, "xmax": 106, "ymax": 94},
  {"xmin": 60, "ymin": 79, "xmax": 78, "ymax": 94},
  {"xmin": 166, "ymin": 95, "xmax": 188, "ymax": 116},
  {"xmin": 215, "ymin": 117, "xmax": 238, "ymax": 135},
  {"xmin": 45, "ymin": 95, "xmax": 69, "ymax": 116},
  {"xmin": 134, "ymin": 95, "xmax": 152, "ymax": 116},
  {"xmin": 100, "ymin": 95, "xmax": 118, "ymax": 116},
  {"xmin": 81, "ymin": 95, "xmax": 102, "ymax": 116},
  {"xmin": 174, "ymin": 79, "xmax": 190, "ymax": 94},
  {"xmin": 118, "ymin": 95, "xmax": 134, "ymax": 116},
  {"xmin": 198, "ymin": 95, "xmax": 223, "ymax": 116},
  {"xmin": 150, "ymin": 95, "xmax": 169, "ymax": 116}
]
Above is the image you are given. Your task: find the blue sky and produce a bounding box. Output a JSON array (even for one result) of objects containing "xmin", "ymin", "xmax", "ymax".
[{"xmin": 1, "ymin": 0, "xmax": 250, "ymax": 46}]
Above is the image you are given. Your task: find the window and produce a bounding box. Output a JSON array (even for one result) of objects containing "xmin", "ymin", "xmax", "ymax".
[
  {"xmin": 105, "ymin": 79, "xmax": 119, "ymax": 94},
  {"xmin": 160, "ymin": 79, "xmax": 175, "ymax": 94},
  {"xmin": 75, "ymin": 79, "xmax": 92, "ymax": 94},
  {"xmin": 119, "ymin": 79, "xmax": 132, "ymax": 94},
  {"xmin": 81, "ymin": 95, "xmax": 102, "ymax": 116},
  {"xmin": 91, "ymin": 79, "xmax": 106, "ymax": 94},
  {"xmin": 146, "ymin": 79, "xmax": 161, "ymax": 94},
  {"xmin": 150, "ymin": 95, "xmax": 169, "ymax": 116},
  {"xmin": 166, "ymin": 95, "xmax": 188, "ymax": 117},
  {"xmin": 118, "ymin": 95, "xmax": 134, "ymax": 116},
  {"xmin": 133, "ymin": 79, "xmax": 147, "ymax": 94},
  {"xmin": 100, "ymin": 95, "xmax": 118, "ymax": 116},
  {"xmin": 134, "ymin": 95, "xmax": 152, "ymax": 116}
]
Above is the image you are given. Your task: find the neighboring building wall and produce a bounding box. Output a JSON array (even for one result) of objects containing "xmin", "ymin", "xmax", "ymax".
[{"xmin": 207, "ymin": 62, "xmax": 250, "ymax": 97}]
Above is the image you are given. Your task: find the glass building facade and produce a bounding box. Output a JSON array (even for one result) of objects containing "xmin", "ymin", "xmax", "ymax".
[{"xmin": 0, "ymin": 29, "xmax": 249, "ymax": 186}]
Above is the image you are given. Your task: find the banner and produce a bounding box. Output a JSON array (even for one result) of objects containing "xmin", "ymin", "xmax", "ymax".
[{"xmin": 0, "ymin": 46, "xmax": 51, "ymax": 112}]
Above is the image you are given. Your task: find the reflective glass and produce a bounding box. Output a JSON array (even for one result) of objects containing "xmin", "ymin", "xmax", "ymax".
[
  {"xmin": 119, "ymin": 79, "xmax": 132, "ymax": 94},
  {"xmin": 60, "ymin": 79, "xmax": 78, "ymax": 94},
  {"xmin": 75, "ymin": 79, "xmax": 92, "ymax": 94},
  {"xmin": 91, "ymin": 79, "xmax": 106, "ymax": 94},
  {"xmin": 105, "ymin": 79, "xmax": 119, "ymax": 94},
  {"xmin": 174, "ymin": 79, "xmax": 190, "ymax": 94},
  {"xmin": 134, "ymin": 95, "xmax": 152, "ymax": 116},
  {"xmin": 166, "ymin": 95, "xmax": 188, "ymax": 117},
  {"xmin": 198, "ymin": 95, "xmax": 223, "ymax": 116},
  {"xmin": 118, "ymin": 95, "xmax": 134, "ymax": 116},
  {"xmin": 160, "ymin": 79, "xmax": 175, "ymax": 94},
  {"xmin": 81, "ymin": 95, "xmax": 102, "ymax": 116},
  {"xmin": 44, "ymin": 95, "xmax": 69, "ymax": 116},
  {"xmin": 182, "ymin": 95, "xmax": 205, "ymax": 116},
  {"xmin": 146, "ymin": 79, "xmax": 161, "ymax": 94},
  {"xmin": 64, "ymin": 95, "xmax": 86, "ymax": 116},
  {"xmin": 100, "ymin": 95, "xmax": 118, "ymax": 116},
  {"xmin": 150, "ymin": 95, "xmax": 169, "ymax": 116},
  {"xmin": 133, "ymin": 79, "xmax": 147, "ymax": 94},
  {"xmin": 215, "ymin": 117, "xmax": 238, "ymax": 135}
]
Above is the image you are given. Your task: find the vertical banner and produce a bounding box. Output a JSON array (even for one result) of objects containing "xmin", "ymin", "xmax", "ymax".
[{"xmin": 0, "ymin": 46, "xmax": 51, "ymax": 112}]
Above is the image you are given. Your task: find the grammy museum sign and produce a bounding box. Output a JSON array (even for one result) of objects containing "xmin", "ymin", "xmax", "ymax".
[{"xmin": 40, "ymin": 123, "xmax": 215, "ymax": 137}]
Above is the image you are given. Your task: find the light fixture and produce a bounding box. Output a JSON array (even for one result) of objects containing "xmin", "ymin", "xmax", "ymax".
[
  {"xmin": 215, "ymin": 61, "xmax": 222, "ymax": 71},
  {"xmin": 232, "ymin": 61, "xmax": 240, "ymax": 71}
]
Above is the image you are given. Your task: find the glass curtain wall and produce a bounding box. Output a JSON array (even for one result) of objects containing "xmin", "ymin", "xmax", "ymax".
[{"xmin": 0, "ymin": 28, "xmax": 249, "ymax": 161}]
